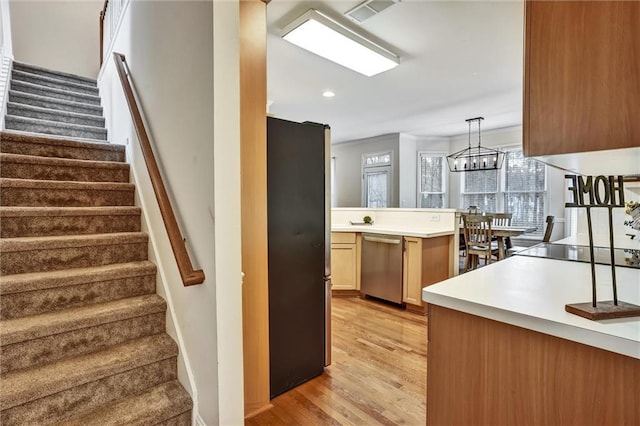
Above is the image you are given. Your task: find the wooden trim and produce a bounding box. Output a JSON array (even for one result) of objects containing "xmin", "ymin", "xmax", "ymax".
[
  {"xmin": 240, "ymin": 0, "xmax": 271, "ymax": 416},
  {"xmin": 331, "ymin": 289, "xmax": 362, "ymax": 297},
  {"xmin": 244, "ymin": 403, "xmax": 273, "ymax": 420},
  {"xmin": 112, "ymin": 52, "xmax": 205, "ymax": 286},
  {"xmin": 405, "ymin": 302, "xmax": 428, "ymax": 315},
  {"xmin": 522, "ymin": 0, "xmax": 532, "ymax": 156},
  {"xmin": 355, "ymin": 233, "xmax": 362, "ymax": 290}
]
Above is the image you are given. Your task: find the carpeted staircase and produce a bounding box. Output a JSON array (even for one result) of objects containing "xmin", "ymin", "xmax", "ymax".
[{"xmin": 0, "ymin": 62, "xmax": 193, "ymax": 424}]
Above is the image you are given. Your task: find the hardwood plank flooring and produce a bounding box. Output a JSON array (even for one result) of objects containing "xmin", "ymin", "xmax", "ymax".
[{"xmin": 246, "ymin": 297, "xmax": 428, "ymax": 425}]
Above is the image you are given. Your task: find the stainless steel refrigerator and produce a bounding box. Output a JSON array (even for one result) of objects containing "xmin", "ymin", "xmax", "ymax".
[{"xmin": 267, "ymin": 116, "xmax": 331, "ymax": 398}]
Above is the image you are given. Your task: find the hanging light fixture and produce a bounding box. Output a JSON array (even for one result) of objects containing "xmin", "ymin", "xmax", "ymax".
[{"xmin": 446, "ymin": 117, "xmax": 505, "ymax": 172}]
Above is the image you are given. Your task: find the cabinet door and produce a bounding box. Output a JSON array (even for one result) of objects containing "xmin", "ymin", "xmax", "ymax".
[
  {"xmin": 402, "ymin": 237, "xmax": 423, "ymax": 305},
  {"xmin": 523, "ymin": 1, "xmax": 640, "ymax": 156},
  {"xmin": 331, "ymin": 244, "xmax": 358, "ymax": 290}
]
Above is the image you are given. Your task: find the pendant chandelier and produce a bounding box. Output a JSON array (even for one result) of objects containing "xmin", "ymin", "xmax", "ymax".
[{"xmin": 446, "ymin": 117, "xmax": 505, "ymax": 172}]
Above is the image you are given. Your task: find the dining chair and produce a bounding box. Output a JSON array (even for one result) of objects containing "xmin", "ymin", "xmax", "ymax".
[
  {"xmin": 462, "ymin": 214, "xmax": 494, "ymax": 271},
  {"xmin": 459, "ymin": 214, "xmax": 467, "ymax": 257},
  {"xmin": 487, "ymin": 213, "xmax": 513, "ymax": 259},
  {"xmin": 507, "ymin": 215, "xmax": 555, "ymax": 257},
  {"xmin": 490, "ymin": 213, "xmax": 512, "ymax": 227}
]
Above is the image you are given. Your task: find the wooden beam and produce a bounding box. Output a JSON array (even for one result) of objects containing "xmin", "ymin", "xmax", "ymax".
[{"xmin": 240, "ymin": 0, "xmax": 271, "ymax": 417}]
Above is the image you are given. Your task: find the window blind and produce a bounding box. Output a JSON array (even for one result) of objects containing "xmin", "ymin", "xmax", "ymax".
[{"xmin": 418, "ymin": 154, "xmax": 445, "ymax": 208}]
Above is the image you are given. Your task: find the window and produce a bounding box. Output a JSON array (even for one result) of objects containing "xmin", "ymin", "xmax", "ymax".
[
  {"xmin": 417, "ymin": 152, "xmax": 447, "ymax": 208},
  {"xmin": 363, "ymin": 152, "xmax": 391, "ymax": 166},
  {"xmin": 461, "ymin": 148, "xmax": 547, "ymax": 238},
  {"xmin": 362, "ymin": 151, "xmax": 392, "ymax": 208},
  {"xmin": 461, "ymin": 169, "xmax": 498, "ymax": 213},
  {"xmin": 503, "ymin": 150, "xmax": 546, "ymax": 237}
]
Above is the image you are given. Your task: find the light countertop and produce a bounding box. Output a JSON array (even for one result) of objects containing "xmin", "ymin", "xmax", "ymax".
[
  {"xmin": 422, "ymin": 255, "xmax": 640, "ymax": 359},
  {"xmin": 331, "ymin": 225, "xmax": 454, "ymax": 239}
]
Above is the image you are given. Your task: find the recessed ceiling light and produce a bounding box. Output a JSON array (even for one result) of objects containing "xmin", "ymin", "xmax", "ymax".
[
  {"xmin": 282, "ymin": 9, "xmax": 399, "ymax": 77},
  {"xmin": 322, "ymin": 91, "xmax": 336, "ymax": 98}
]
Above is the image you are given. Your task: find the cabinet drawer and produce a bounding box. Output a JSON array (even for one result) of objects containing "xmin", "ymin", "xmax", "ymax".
[{"xmin": 331, "ymin": 232, "xmax": 356, "ymax": 244}]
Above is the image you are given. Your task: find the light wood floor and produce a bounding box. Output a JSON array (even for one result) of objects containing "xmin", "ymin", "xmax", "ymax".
[{"xmin": 245, "ymin": 297, "xmax": 428, "ymax": 425}]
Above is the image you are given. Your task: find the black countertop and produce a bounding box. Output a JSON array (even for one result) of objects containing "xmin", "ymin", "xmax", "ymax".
[{"xmin": 514, "ymin": 243, "xmax": 640, "ymax": 269}]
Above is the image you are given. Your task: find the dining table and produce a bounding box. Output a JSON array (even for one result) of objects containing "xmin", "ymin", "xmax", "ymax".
[{"xmin": 460, "ymin": 224, "xmax": 537, "ymax": 260}]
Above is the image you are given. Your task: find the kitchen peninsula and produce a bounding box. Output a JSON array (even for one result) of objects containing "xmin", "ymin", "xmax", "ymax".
[
  {"xmin": 422, "ymin": 252, "xmax": 640, "ymax": 424},
  {"xmin": 331, "ymin": 208, "xmax": 459, "ymax": 314}
]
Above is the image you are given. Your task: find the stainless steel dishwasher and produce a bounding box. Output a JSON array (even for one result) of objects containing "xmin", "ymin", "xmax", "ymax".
[{"xmin": 361, "ymin": 233, "xmax": 404, "ymax": 304}]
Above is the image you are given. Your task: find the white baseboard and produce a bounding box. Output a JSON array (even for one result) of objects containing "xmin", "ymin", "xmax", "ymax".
[{"xmin": 194, "ymin": 413, "xmax": 206, "ymax": 426}]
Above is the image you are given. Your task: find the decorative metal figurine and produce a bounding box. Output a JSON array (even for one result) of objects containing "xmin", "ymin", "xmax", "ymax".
[{"xmin": 564, "ymin": 175, "xmax": 640, "ymax": 320}]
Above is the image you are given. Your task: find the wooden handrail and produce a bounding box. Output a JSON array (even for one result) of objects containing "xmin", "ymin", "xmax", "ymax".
[
  {"xmin": 112, "ymin": 52, "xmax": 205, "ymax": 286},
  {"xmin": 99, "ymin": 0, "xmax": 108, "ymax": 66}
]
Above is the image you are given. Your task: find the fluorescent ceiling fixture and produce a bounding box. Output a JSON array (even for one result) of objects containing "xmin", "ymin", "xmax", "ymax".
[
  {"xmin": 282, "ymin": 9, "xmax": 399, "ymax": 77},
  {"xmin": 322, "ymin": 90, "xmax": 336, "ymax": 97}
]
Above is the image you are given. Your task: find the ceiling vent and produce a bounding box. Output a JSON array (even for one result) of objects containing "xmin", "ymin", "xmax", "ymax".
[{"xmin": 345, "ymin": 0, "xmax": 400, "ymax": 24}]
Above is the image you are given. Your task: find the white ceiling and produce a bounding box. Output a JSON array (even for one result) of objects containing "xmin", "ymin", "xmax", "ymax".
[{"xmin": 266, "ymin": 0, "xmax": 525, "ymax": 143}]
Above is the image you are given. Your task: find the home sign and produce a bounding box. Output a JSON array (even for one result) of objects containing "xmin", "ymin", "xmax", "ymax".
[{"xmin": 564, "ymin": 175, "xmax": 640, "ymax": 320}]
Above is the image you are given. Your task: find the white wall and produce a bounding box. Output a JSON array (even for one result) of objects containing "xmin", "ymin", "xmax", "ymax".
[
  {"xmin": 570, "ymin": 181, "xmax": 640, "ymax": 246},
  {"xmin": 212, "ymin": 1, "xmax": 244, "ymax": 423},
  {"xmin": 9, "ymin": 0, "xmax": 101, "ymax": 78},
  {"xmin": 0, "ymin": 0, "xmax": 12, "ymax": 58},
  {"xmin": 98, "ymin": 1, "xmax": 243, "ymax": 424},
  {"xmin": 398, "ymin": 133, "xmax": 417, "ymax": 207},
  {"xmin": 332, "ymin": 133, "xmax": 400, "ymax": 207},
  {"xmin": 0, "ymin": 0, "xmax": 13, "ymax": 127}
]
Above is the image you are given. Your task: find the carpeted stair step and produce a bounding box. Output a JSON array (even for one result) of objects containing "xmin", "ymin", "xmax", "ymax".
[
  {"xmin": 0, "ymin": 294, "xmax": 167, "ymax": 374},
  {"xmin": 0, "ymin": 334, "xmax": 178, "ymax": 422},
  {"xmin": 0, "ymin": 63, "xmax": 192, "ymax": 423},
  {"xmin": 5, "ymin": 115, "xmax": 107, "ymax": 141},
  {"xmin": 0, "ymin": 357, "xmax": 178, "ymax": 425},
  {"xmin": 11, "ymin": 69, "xmax": 100, "ymax": 96},
  {"xmin": 7, "ymin": 102, "xmax": 105, "ymax": 128},
  {"xmin": 10, "ymin": 79, "xmax": 101, "ymax": 106},
  {"xmin": 0, "ymin": 206, "xmax": 141, "ymax": 238},
  {"xmin": 12, "ymin": 61, "xmax": 97, "ymax": 87},
  {"xmin": 0, "ymin": 153, "xmax": 128, "ymax": 182},
  {"xmin": 0, "ymin": 261, "xmax": 156, "ymax": 320},
  {"xmin": 59, "ymin": 380, "xmax": 193, "ymax": 426},
  {"xmin": 8, "ymin": 90, "xmax": 103, "ymax": 117},
  {"xmin": 0, "ymin": 131, "xmax": 124, "ymax": 162},
  {"xmin": 0, "ymin": 232, "xmax": 148, "ymax": 275},
  {"xmin": 0, "ymin": 178, "xmax": 134, "ymax": 207}
]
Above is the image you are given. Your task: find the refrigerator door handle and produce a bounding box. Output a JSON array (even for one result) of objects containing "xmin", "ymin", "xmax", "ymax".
[{"xmin": 324, "ymin": 126, "xmax": 332, "ymax": 278}]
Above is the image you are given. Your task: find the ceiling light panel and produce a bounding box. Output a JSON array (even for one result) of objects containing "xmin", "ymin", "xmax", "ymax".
[{"xmin": 282, "ymin": 9, "xmax": 399, "ymax": 77}]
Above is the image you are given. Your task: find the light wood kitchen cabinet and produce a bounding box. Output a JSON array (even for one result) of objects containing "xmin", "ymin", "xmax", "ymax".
[
  {"xmin": 523, "ymin": 1, "xmax": 640, "ymax": 156},
  {"xmin": 331, "ymin": 232, "xmax": 361, "ymax": 293},
  {"xmin": 427, "ymin": 304, "xmax": 640, "ymax": 425},
  {"xmin": 402, "ymin": 237, "xmax": 423, "ymax": 306},
  {"xmin": 403, "ymin": 235, "xmax": 451, "ymax": 314}
]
